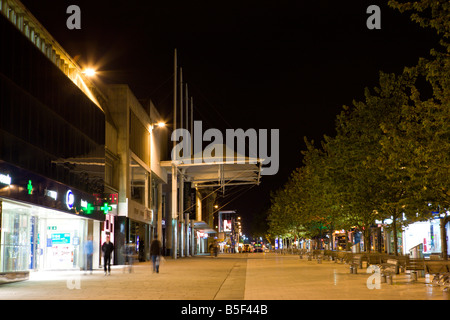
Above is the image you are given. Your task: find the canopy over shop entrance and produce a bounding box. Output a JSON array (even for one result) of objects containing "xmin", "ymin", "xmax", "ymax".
[{"xmin": 160, "ymin": 144, "xmax": 263, "ymax": 258}]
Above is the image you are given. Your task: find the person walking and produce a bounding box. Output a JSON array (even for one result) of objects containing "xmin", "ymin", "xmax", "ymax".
[
  {"xmin": 150, "ymin": 235, "xmax": 162, "ymax": 273},
  {"xmin": 84, "ymin": 235, "xmax": 94, "ymax": 274},
  {"xmin": 122, "ymin": 241, "xmax": 136, "ymax": 273},
  {"xmin": 102, "ymin": 235, "xmax": 114, "ymax": 275},
  {"xmin": 213, "ymin": 240, "xmax": 219, "ymax": 257}
]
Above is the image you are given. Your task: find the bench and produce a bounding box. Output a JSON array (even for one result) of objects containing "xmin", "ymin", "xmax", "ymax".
[
  {"xmin": 406, "ymin": 258, "xmax": 425, "ymax": 279},
  {"xmin": 366, "ymin": 254, "xmax": 382, "ymax": 266},
  {"xmin": 343, "ymin": 253, "xmax": 354, "ymax": 264},
  {"xmin": 380, "ymin": 255, "xmax": 409, "ymax": 273},
  {"xmin": 394, "ymin": 256, "xmax": 409, "ymax": 273},
  {"xmin": 348, "ymin": 254, "xmax": 364, "ymax": 274},
  {"xmin": 324, "ymin": 250, "xmax": 334, "ymax": 261},
  {"xmin": 334, "ymin": 251, "xmax": 350, "ymax": 263},
  {"xmin": 351, "ymin": 254, "xmax": 363, "ymax": 268},
  {"xmin": 369, "ymin": 258, "xmax": 399, "ymax": 284},
  {"xmin": 424, "ymin": 260, "xmax": 450, "ymax": 289},
  {"xmin": 380, "ymin": 259, "xmax": 400, "ymax": 274},
  {"xmin": 298, "ymin": 249, "xmax": 308, "ymax": 259}
]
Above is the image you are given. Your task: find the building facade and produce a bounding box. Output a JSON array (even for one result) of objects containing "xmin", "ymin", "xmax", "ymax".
[
  {"xmin": 0, "ymin": 0, "xmax": 107, "ymax": 275},
  {"xmin": 106, "ymin": 85, "xmax": 167, "ymax": 264}
]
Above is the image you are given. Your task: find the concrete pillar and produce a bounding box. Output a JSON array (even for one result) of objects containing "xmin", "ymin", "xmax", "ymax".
[
  {"xmin": 171, "ymin": 165, "xmax": 178, "ymax": 259},
  {"xmin": 157, "ymin": 183, "xmax": 163, "ymax": 242},
  {"xmin": 191, "ymin": 220, "xmax": 195, "ymax": 256},
  {"xmin": 185, "ymin": 213, "xmax": 190, "ymax": 256},
  {"xmin": 179, "ymin": 171, "xmax": 184, "ymax": 257},
  {"xmin": 196, "ymin": 188, "xmax": 202, "ymax": 221}
]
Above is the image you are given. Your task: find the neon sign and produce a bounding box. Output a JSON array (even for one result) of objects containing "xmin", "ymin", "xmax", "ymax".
[
  {"xmin": 65, "ymin": 190, "xmax": 74, "ymax": 210},
  {"xmin": 27, "ymin": 180, "xmax": 33, "ymax": 194},
  {"xmin": 224, "ymin": 220, "xmax": 232, "ymax": 232},
  {"xmin": 100, "ymin": 203, "xmax": 112, "ymax": 214},
  {"xmin": 81, "ymin": 199, "xmax": 95, "ymax": 214}
]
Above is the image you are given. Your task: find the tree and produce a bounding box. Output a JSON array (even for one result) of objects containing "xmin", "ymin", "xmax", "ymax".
[
  {"xmin": 267, "ymin": 1, "xmax": 450, "ymax": 256},
  {"xmin": 387, "ymin": 0, "xmax": 450, "ymax": 258}
]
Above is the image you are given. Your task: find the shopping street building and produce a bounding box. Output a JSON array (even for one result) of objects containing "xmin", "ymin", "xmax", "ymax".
[
  {"xmin": 0, "ymin": 1, "xmax": 265, "ymax": 283},
  {"xmin": 0, "ymin": 0, "xmax": 109, "ymax": 279}
]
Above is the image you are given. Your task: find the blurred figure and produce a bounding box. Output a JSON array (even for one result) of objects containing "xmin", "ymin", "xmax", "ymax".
[
  {"xmin": 102, "ymin": 235, "xmax": 114, "ymax": 276},
  {"xmin": 209, "ymin": 240, "xmax": 219, "ymax": 257},
  {"xmin": 150, "ymin": 235, "xmax": 161, "ymax": 273},
  {"xmin": 122, "ymin": 241, "xmax": 136, "ymax": 273},
  {"xmin": 139, "ymin": 239, "xmax": 145, "ymax": 262},
  {"xmin": 214, "ymin": 240, "xmax": 219, "ymax": 257},
  {"xmin": 84, "ymin": 235, "xmax": 94, "ymax": 274}
]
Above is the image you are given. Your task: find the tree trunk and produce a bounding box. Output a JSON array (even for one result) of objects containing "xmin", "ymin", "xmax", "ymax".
[
  {"xmin": 392, "ymin": 215, "xmax": 398, "ymax": 256},
  {"xmin": 364, "ymin": 226, "xmax": 371, "ymax": 253},
  {"xmin": 329, "ymin": 223, "xmax": 334, "ymax": 251}
]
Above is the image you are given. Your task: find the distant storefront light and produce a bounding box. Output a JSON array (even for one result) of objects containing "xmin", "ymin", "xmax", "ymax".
[
  {"xmin": 224, "ymin": 220, "xmax": 232, "ymax": 232},
  {"xmin": 45, "ymin": 189, "xmax": 58, "ymax": 200},
  {"xmin": 0, "ymin": 173, "xmax": 12, "ymax": 185}
]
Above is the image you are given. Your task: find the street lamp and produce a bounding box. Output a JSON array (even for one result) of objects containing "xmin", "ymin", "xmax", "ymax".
[
  {"xmin": 151, "ymin": 121, "xmax": 166, "ymax": 131},
  {"xmin": 82, "ymin": 68, "xmax": 96, "ymax": 77}
]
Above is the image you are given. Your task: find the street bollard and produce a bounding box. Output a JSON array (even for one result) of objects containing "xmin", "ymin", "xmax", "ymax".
[{"xmin": 386, "ymin": 275, "xmax": 393, "ymax": 285}]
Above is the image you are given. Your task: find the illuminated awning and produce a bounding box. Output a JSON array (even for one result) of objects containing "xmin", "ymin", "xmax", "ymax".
[
  {"xmin": 194, "ymin": 221, "xmax": 217, "ymax": 234},
  {"xmin": 161, "ymin": 144, "xmax": 263, "ymax": 191}
]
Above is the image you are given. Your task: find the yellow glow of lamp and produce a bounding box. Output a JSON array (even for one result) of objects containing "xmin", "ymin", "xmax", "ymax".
[{"xmin": 83, "ymin": 68, "xmax": 96, "ymax": 77}]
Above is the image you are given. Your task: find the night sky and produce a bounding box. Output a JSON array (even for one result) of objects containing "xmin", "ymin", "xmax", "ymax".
[{"xmin": 20, "ymin": 0, "xmax": 440, "ymax": 236}]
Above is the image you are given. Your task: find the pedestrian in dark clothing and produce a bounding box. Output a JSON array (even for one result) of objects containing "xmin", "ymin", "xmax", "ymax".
[
  {"xmin": 213, "ymin": 240, "xmax": 219, "ymax": 257},
  {"xmin": 150, "ymin": 235, "xmax": 162, "ymax": 273},
  {"xmin": 102, "ymin": 235, "xmax": 114, "ymax": 275}
]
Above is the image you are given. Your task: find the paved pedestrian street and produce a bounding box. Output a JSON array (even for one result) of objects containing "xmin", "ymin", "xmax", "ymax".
[{"xmin": 0, "ymin": 253, "xmax": 447, "ymax": 318}]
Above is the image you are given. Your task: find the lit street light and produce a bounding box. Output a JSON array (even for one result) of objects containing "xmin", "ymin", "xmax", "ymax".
[{"xmin": 82, "ymin": 68, "xmax": 96, "ymax": 77}]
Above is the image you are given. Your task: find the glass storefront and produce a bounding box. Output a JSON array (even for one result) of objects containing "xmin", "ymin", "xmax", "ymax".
[
  {"xmin": 403, "ymin": 219, "xmax": 447, "ymax": 257},
  {"xmin": 0, "ymin": 201, "xmax": 30, "ymax": 272},
  {"xmin": 0, "ymin": 199, "xmax": 93, "ymax": 272}
]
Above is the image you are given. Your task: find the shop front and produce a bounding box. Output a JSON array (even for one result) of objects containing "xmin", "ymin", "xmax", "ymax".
[
  {"xmin": 0, "ymin": 162, "xmax": 105, "ymax": 272},
  {"xmin": 403, "ymin": 218, "xmax": 450, "ymax": 257},
  {"xmin": 0, "ymin": 199, "xmax": 102, "ymax": 271}
]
